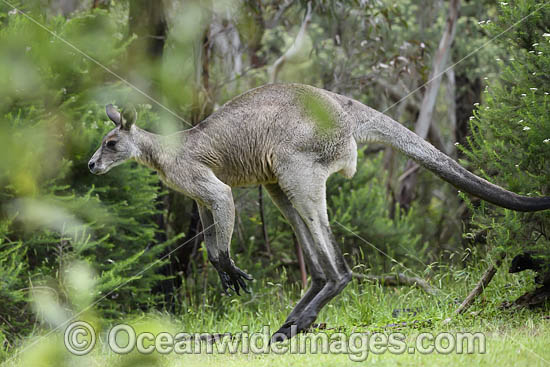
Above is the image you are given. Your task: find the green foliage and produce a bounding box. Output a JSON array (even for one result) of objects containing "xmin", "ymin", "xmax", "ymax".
[
  {"xmin": 327, "ymin": 151, "xmax": 427, "ymax": 273},
  {"xmin": 0, "ymin": 231, "xmax": 29, "ymax": 354},
  {"xmin": 462, "ymin": 0, "xmax": 550, "ymax": 265},
  {"xmin": 0, "ymin": 6, "xmax": 181, "ymax": 346}
]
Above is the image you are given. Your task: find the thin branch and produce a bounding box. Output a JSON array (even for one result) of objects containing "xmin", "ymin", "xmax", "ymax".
[
  {"xmin": 398, "ymin": 164, "xmax": 420, "ymax": 182},
  {"xmin": 443, "ymin": 254, "xmax": 505, "ymax": 324},
  {"xmin": 294, "ymin": 235, "xmax": 307, "ymax": 289},
  {"xmin": 266, "ymin": 0, "xmax": 295, "ymax": 29},
  {"xmin": 258, "ymin": 186, "xmax": 272, "ymax": 258}
]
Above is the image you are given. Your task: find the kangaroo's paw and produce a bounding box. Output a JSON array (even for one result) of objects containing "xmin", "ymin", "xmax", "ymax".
[
  {"xmin": 271, "ymin": 314, "xmax": 316, "ymax": 343},
  {"xmin": 213, "ymin": 253, "xmax": 253, "ymax": 296}
]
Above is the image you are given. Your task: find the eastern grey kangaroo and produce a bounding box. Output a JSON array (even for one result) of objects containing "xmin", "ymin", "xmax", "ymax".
[{"xmin": 89, "ymin": 83, "xmax": 550, "ymax": 341}]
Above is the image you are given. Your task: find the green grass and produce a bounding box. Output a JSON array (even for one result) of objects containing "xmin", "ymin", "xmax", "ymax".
[{"xmin": 2, "ymin": 259, "xmax": 550, "ymax": 366}]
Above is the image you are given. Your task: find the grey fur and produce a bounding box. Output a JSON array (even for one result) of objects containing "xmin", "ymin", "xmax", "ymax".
[{"xmin": 89, "ymin": 83, "xmax": 550, "ymax": 340}]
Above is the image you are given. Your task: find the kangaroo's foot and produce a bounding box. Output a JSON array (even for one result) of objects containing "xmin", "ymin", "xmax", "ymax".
[
  {"xmin": 270, "ymin": 313, "xmax": 317, "ymax": 343},
  {"xmin": 212, "ymin": 253, "xmax": 253, "ymax": 296}
]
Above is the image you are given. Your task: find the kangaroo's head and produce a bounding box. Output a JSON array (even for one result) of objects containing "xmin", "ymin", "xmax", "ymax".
[{"xmin": 88, "ymin": 104, "xmax": 138, "ymax": 175}]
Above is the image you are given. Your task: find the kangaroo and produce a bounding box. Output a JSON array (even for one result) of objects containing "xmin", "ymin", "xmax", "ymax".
[{"xmin": 88, "ymin": 83, "xmax": 550, "ymax": 341}]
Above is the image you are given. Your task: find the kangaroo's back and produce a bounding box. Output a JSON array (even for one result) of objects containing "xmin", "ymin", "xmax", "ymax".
[
  {"xmin": 187, "ymin": 83, "xmax": 357, "ymax": 186},
  {"xmin": 197, "ymin": 82, "xmax": 550, "ymax": 211}
]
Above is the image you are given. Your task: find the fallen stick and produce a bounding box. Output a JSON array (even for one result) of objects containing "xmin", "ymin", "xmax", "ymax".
[
  {"xmin": 443, "ymin": 254, "xmax": 505, "ymax": 324},
  {"xmin": 353, "ymin": 272, "xmax": 439, "ymax": 295}
]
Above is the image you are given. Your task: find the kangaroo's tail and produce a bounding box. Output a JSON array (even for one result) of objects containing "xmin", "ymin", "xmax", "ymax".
[{"xmin": 350, "ymin": 102, "xmax": 550, "ymax": 212}]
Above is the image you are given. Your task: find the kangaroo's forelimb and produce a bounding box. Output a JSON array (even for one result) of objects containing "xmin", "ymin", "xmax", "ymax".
[{"xmin": 193, "ymin": 169, "xmax": 253, "ymax": 295}]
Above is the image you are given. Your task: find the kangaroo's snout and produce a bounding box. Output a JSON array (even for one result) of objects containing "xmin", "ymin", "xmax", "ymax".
[
  {"xmin": 88, "ymin": 157, "xmax": 105, "ymax": 175},
  {"xmin": 88, "ymin": 159, "xmax": 100, "ymax": 174}
]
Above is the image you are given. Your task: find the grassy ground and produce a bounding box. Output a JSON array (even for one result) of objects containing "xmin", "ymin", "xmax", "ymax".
[{"xmin": 2, "ymin": 259, "xmax": 550, "ymax": 366}]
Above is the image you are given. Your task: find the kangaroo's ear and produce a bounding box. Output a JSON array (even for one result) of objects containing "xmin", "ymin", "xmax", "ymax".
[
  {"xmin": 106, "ymin": 104, "xmax": 121, "ymax": 126},
  {"xmin": 120, "ymin": 106, "xmax": 137, "ymax": 130}
]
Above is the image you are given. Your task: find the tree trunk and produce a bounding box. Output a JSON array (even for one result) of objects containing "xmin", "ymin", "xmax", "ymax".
[
  {"xmin": 397, "ymin": 0, "xmax": 460, "ymax": 210},
  {"xmin": 294, "ymin": 235, "xmax": 308, "ymax": 289},
  {"xmin": 127, "ymin": 0, "xmax": 167, "ymax": 96},
  {"xmin": 455, "ymin": 55, "xmax": 482, "ymax": 248},
  {"xmin": 445, "ymin": 68, "xmax": 457, "ymax": 157},
  {"xmin": 243, "ymin": 0, "xmax": 266, "ymax": 69},
  {"xmin": 128, "ymin": 1, "xmax": 167, "ymax": 59},
  {"xmin": 455, "ymin": 74, "xmax": 481, "ymax": 155}
]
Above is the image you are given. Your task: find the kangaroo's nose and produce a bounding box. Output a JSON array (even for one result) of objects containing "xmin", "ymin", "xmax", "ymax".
[{"xmin": 88, "ymin": 161, "xmax": 95, "ymax": 170}]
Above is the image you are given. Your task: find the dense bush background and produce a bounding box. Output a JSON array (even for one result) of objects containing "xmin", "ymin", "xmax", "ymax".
[
  {"xmin": 0, "ymin": 0, "xmax": 549, "ymax": 360},
  {"xmin": 461, "ymin": 0, "xmax": 550, "ymax": 286}
]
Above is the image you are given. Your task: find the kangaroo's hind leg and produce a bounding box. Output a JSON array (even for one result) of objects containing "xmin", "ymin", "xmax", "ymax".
[
  {"xmin": 271, "ymin": 166, "xmax": 352, "ymax": 341},
  {"xmin": 264, "ymin": 183, "xmax": 328, "ymax": 326}
]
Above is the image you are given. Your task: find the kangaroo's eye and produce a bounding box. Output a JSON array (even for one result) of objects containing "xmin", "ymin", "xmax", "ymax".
[{"xmin": 106, "ymin": 140, "xmax": 117, "ymax": 148}]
